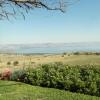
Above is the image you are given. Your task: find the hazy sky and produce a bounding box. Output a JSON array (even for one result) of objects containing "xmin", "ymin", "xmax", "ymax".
[{"xmin": 0, "ymin": 0, "xmax": 100, "ymax": 44}]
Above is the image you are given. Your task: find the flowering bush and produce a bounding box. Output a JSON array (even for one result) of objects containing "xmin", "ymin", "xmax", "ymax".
[{"xmin": 0, "ymin": 68, "xmax": 12, "ymax": 80}]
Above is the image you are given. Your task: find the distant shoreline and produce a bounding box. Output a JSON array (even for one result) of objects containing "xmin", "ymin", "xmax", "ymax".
[{"xmin": 0, "ymin": 51, "xmax": 100, "ymax": 56}]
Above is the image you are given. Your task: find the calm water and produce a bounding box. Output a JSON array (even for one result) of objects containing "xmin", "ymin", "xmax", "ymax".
[{"xmin": 1, "ymin": 42, "xmax": 100, "ymax": 54}]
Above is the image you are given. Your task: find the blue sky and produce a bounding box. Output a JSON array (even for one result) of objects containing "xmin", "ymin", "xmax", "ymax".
[{"xmin": 0, "ymin": 0, "xmax": 100, "ymax": 44}]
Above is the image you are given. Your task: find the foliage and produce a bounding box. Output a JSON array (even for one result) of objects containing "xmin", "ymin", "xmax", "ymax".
[
  {"xmin": 0, "ymin": 0, "xmax": 78, "ymax": 20},
  {"xmin": 73, "ymin": 52, "xmax": 80, "ymax": 55},
  {"xmin": 62, "ymin": 52, "xmax": 67, "ymax": 57},
  {"xmin": 7, "ymin": 61, "xmax": 11, "ymax": 65},
  {"xmin": 11, "ymin": 63, "xmax": 100, "ymax": 97},
  {"xmin": 13, "ymin": 61, "xmax": 19, "ymax": 66},
  {"xmin": 0, "ymin": 68, "xmax": 12, "ymax": 80},
  {"xmin": 73, "ymin": 52, "xmax": 100, "ymax": 55},
  {"xmin": 11, "ymin": 70, "xmax": 26, "ymax": 82}
]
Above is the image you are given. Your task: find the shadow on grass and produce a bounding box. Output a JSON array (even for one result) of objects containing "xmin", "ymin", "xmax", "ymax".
[{"xmin": 0, "ymin": 81, "xmax": 23, "ymax": 87}]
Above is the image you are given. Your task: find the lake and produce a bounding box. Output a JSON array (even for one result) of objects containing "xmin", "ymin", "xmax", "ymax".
[{"xmin": 0, "ymin": 42, "xmax": 100, "ymax": 54}]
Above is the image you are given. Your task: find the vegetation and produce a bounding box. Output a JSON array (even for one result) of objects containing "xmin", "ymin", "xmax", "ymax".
[
  {"xmin": 0, "ymin": 0, "xmax": 79, "ymax": 20},
  {"xmin": 73, "ymin": 52, "xmax": 100, "ymax": 55},
  {"xmin": 1, "ymin": 53, "xmax": 100, "ymax": 70},
  {"xmin": 0, "ymin": 80, "xmax": 100, "ymax": 100},
  {"xmin": 10, "ymin": 63, "xmax": 100, "ymax": 97},
  {"xmin": 7, "ymin": 62, "xmax": 11, "ymax": 65},
  {"xmin": 13, "ymin": 61, "xmax": 19, "ymax": 66},
  {"xmin": 62, "ymin": 52, "xmax": 67, "ymax": 57},
  {"xmin": 0, "ymin": 53, "xmax": 100, "ymax": 99}
]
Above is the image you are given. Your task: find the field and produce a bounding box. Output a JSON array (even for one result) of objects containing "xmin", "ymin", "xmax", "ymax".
[
  {"xmin": 0, "ymin": 53, "xmax": 100, "ymax": 100},
  {"xmin": 0, "ymin": 53, "xmax": 100, "ymax": 71},
  {"xmin": 0, "ymin": 80, "xmax": 100, "ymax": 100}
]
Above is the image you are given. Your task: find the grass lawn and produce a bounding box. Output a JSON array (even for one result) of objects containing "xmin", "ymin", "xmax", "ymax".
[{"xmin": 0, "ymin": 80, "xmax": 100, "ymax": 100}]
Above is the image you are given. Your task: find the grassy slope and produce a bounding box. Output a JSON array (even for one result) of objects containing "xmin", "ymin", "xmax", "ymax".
[{"xmin": 0, "ymin": 81, "xmax": 100, "ymax": 100}]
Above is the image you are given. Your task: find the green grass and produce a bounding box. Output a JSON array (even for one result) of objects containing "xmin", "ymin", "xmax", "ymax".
[{"xmin": 0, "ymin": 80, "xmax": 100, "ymax": 100}]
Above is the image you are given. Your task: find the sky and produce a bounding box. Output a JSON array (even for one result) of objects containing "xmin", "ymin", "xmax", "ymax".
[{"xmin": 0, "ymin": 0, "xmax": 100, "ymax": 44}]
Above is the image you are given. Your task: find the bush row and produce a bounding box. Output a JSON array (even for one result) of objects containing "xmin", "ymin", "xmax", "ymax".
[{"xmin": 10, "ymin": 62, "xmax": 100, "ymax": 97}]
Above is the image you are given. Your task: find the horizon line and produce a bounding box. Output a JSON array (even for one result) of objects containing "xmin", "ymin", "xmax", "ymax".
[{"xmin": 0, "ymin": 41, "xmax": 100, "ymax": 45}]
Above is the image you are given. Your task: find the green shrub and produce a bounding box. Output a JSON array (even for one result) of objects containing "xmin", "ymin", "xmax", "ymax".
[
  {"xmin": 73, "ymin": 52, "xmax": 80, "ymax": 55},
  {"xmin": 7, "ymin": 61, "xmax": 11, "ymax": 65},
  {"xmin": 62, "ymin": 52, "xmax": 67, "ymax": 57},
  {"xmin": 10, "ymin": 63, "xmax": 100, "ymax": 97},
  {"xmin": 13, "ymin": 61, "xmax": 19, "ymax": 66},
  {"xmin": 11, "ymin": 70, "xmax": 26, "ymax": 82}
]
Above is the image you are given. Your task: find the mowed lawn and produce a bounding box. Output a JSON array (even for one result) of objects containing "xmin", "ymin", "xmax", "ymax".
[{"xmin": 0, "ymin": 80, "xmax": 100, "ymax": 100}]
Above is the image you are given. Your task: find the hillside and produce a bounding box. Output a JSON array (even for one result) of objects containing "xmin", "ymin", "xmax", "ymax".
[{"xmin": 0, "ymin": 80, "xmax": 100, "ymax": 100}]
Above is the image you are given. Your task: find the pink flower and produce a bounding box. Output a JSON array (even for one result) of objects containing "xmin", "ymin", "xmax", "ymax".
[{"xmin": 1, "ymin": 68, "xmax": 12, "ymax": 80}]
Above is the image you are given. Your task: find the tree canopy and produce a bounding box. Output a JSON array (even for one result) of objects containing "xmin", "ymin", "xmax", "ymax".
[{"xmin": 0, "ymin": 0, "xmax": 79, "ymax": 19}]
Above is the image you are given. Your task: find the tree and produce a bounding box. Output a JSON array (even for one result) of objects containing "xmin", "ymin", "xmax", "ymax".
[{"xmin": 0, "ymin": 0, "xmax": 79, "ymax": 19}]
